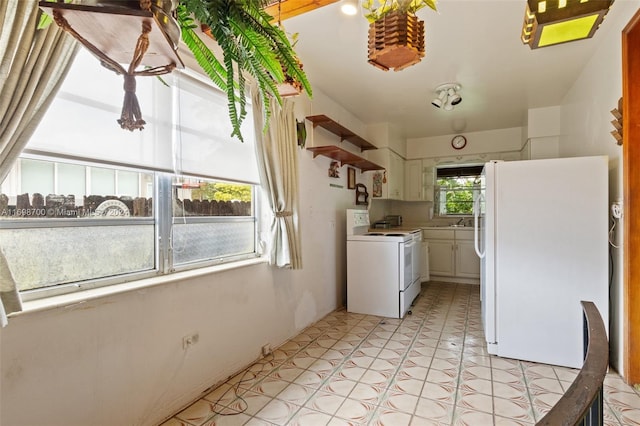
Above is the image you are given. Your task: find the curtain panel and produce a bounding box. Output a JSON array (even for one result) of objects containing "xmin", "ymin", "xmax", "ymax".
[
  {"xmin": 252, "ymin": 90, "xmax": 302, "ymax": 269},
  {"xmin": 0, "ymin": 0, "xmax": 79, "ymax": 326}
]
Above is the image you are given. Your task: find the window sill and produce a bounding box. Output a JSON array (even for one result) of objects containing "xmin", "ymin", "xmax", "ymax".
[{"xmin": 15, "ymin": 257, "xmax": 268, "ymax": 317}]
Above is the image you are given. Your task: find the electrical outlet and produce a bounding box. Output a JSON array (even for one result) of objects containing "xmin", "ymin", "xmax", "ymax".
[
  {"xmin": 261, "ymin": 343, "xmax": 272, "ymax": 356},
  {"xmin": 183, "ymin": 333, "xmax": 199, "ymax": 350},
  {"xmin": 612, "ymin": 201, "xmax": 623, "ymax": 219}
]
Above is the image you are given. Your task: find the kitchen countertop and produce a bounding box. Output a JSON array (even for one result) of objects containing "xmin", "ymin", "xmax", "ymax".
[
  {"xmin": 367, "ymin": 227, "xmax": 422, "ymax": 233},
  {"xmin": 421, "ymin": 226, "xmax": 475, "ymax": 229}
]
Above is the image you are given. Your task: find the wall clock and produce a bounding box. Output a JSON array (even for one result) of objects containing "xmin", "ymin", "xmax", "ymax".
[{"xmin": 451, "ymin": 135, "xmax": 467, "ymax": 150}]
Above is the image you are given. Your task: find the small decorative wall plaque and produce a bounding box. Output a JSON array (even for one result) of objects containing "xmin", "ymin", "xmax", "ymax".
[
  {"xmin": 372, "ymin": 171, "xmax": 383, "ymax": 197},
  {"xmin": 348, "ymin": 168, "xmax": 356, "ymax": 189},
  {"xmin": 329, "ymin": 161, "xmax": 340, "ymax": 178}
]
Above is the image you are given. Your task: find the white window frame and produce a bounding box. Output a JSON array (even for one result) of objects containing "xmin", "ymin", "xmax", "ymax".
[{"xmin": 0, "ymin": 49, "xmax": 263, "ymax": 301}]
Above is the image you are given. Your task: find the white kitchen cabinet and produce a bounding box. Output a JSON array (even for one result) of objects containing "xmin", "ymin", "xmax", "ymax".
[
  {"xmin": 424, "ymin": 229, "xmax": 455, "ymax": 277},
  {"xmin": 423, "ymin": 228, "xmax": 480, "ymax": 282},
  {"xmin": 367, "ymin": 148, "xmax": 404, "ymax": 200},
  {"xmin": 423, "ymin": 165, "xmax": 435, "ymax": 202},
  {"xmin": 420, "ymin": 240, "xmax": 430, "ymax": 281},
  {"xmin": 428, "ymin": 239, "xmax": 455, "ymax": 276},
  {"xmin": 455, "ymin": 238, "xmax": 481, "ymax": 279},
  {"xmin": 405, "ymin": 160, "xmax": 435, "ymax": 202},
  {"xmin": 404, "ymin": 159, "xmax": 422, "ymax": 201}
]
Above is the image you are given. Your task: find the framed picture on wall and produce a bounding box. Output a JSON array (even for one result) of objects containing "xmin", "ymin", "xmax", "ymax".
[{"xmin": 348, "ymin": 168, "xmax": 356, "ymax": 189}]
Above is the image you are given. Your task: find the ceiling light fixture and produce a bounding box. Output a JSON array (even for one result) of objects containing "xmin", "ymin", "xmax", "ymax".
[
  {"xmin": 341, "ymin": 0, "xmax": 358, "ymax": 15},
  {"xmin": 431, "ymin": 90, "xmax": 448, "ymax": 108},
  {"xmin": 521, "ymin": 0, "xmax": 614, "ymax": 49},
  {"xmin": 432, "ymin": 83, "xmax": 462, "ymax": 111}
]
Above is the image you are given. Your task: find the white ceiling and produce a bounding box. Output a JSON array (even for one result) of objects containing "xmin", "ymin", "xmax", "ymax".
[{"xmin": 283, "ymin": 0, "xmax": 628, "ymax": 139}]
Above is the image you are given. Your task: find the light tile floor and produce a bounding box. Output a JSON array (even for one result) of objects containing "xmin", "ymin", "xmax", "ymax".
[{"xmin": 160, "ymin": 282, "xmax": 640, "ymax": 426}]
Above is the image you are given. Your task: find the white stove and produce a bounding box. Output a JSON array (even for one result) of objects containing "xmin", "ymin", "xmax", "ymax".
[
  {"xmin": 348, "ymin": 232, "xmax": 413, "ymax": 242},
  {"xmin": 346, "ymin": 209, "xmax": 422, "ymax": 318}
]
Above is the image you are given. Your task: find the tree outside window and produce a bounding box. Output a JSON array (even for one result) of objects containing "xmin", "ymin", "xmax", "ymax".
[{"xmin": 435, "ymin": 165, "xmax": 484, "ymax": 216}]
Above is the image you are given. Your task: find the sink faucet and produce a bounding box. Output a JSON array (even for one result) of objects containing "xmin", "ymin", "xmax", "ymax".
[{"xmin": 457, "ymin": 217, "xmax": 465, "ymax": 226}]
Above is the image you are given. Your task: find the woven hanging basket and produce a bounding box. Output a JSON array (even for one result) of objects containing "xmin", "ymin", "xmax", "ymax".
[{"xmin": 367, "ymin": 11, "xmax": 425, "ymax": 72}]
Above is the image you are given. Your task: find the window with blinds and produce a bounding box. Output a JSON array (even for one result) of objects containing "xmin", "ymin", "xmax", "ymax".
[
  {"xmin": 0, "ymin": 49, "xmax": 261, "ymax": 300},
  {"xmin": 435, "ymin": 165, "xmax": 484, "ymax": 216}
]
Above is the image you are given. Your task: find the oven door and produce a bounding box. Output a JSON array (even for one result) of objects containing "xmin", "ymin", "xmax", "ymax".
[{"xmin": 402, "ymin": 239, "xmax": 414, "ymax": 291}]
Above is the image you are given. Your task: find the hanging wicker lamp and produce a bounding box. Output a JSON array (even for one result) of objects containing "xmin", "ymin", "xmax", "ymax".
[{"xmin": 39, "ymin": 0, "xmax": 184, "ymax": 131}]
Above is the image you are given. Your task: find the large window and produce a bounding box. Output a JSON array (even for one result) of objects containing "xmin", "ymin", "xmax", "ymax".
[
  {"xmin": 435, "ymin": 165, "xmax": 484, "ymax": 216},
  {"xmin": 0, "ymin": 49, "xmax": 261, "ymax": 300}
]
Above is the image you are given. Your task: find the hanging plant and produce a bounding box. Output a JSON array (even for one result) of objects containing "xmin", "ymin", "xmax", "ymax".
[
  {"xmin": 362, "ymin": 0, "xmax": 437, "ymax": 23},
  {"xmin": 38, "ymin": 0, "xmax": 312, "ymax": 141},
  {"xmin": 177, "ymin": 0, "xmax": 312, "ymax": 141}
]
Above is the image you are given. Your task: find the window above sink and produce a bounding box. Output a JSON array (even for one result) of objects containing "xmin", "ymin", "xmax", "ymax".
[{"xmin": 435, "ymin": 165, "xmax": 484, "ymax": 216}]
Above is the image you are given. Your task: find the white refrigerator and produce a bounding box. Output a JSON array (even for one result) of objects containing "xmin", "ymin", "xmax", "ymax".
[{"xmin": 473, "ymin": 156, "xmax": 609, "ymax": 369}]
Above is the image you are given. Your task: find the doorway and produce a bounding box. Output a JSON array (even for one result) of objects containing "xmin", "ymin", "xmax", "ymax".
[{"xmin": 622, "ymin": 8, "xmax": 640, "ymax": 385}]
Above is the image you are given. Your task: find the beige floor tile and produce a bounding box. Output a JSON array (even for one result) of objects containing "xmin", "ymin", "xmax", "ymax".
[
  {"xmin": 453, "ymin": 408, "xmax": 495, "ymax": 426},
  {"xmin": 203, "ymin": 383, "xmax": 241, "ymax": 407},
  {"xmin": 456, "ymin": 392, "xmax": 494, "ymax": 414},
  {"xmin": 333, "ymin": 398, "xmax": 377, "ymax": 424},
  {"xmin": 158, "ymin": 418, "xmax": 191, "ymax": 426},
  {"xmin": 275, "ymin": 383, "xmax": 315, "ymax": 405},
  {"xmin": 162, "ymin": 282, "xmax": 640, "ymax": 426},
  {"xmin": 389, "ymin": 377, "xmax": 427, "ymax": 397},
  {"xmin": 203, "ymin": 412, "xmax": 252, "ymax": 426},
  {"xmin": 288, "ymin": 407, "xmax": 333, "ymax": 426},
  {"xmin": 335, "ymin": 365, "xmax": 367, "ymax": 382},
  {"xmin": 381, "ymin": 391, "xmax": 420, "ymax": 414},
  {"xmin": 322, "ymin": 377, "xmax": 358, "ymax": 397},
  {"xmin": 359, "ymin": 369, "xmax": 394, "ymax": 386},
  {"xmin": 175, "ymin": 399, "xmax": 220, "ymax": 425},
  {"xmin": 249, "ymin": 376, "xmax": 290, "ymax": 397},
  {"xmin": 370, "ymin": 408, "xmax": 413, "ymax": 426},
  {"xmin": 229, "ymin": 391, "xmax": 272, "ymax": 417},
  {"xmin": 414, "ymin": 397, "xmax": 454, "ymax": 424},
  {"xmin": 306, "ymin": 390, "xmax": 346, "ymax": 415},
  {"xmin": 492, "ymin": 397, "xmax": 535, "ymax": 423},
  {"xmin": 526, "ymin": 377, "xmax": 564, "ymax": 395},
  {"xmin": 491, "ymin": 381, "xmax": 528, "ymax": 401},
  {"xmin": 253, "ymin": 398, "xmax": 300, "ymax": 424}
]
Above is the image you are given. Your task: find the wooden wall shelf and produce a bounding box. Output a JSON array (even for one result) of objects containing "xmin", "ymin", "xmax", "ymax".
[
  {"xmin": 306, "ymin": 115, "xmax": 377, "ymax": 151},
  {"xmin": 307, "ymin": 146, "xmax": 384, "ymax": 172}
]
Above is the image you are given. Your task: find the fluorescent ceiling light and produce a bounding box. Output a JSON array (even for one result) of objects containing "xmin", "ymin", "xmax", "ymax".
[{"xmin": 521, "ymin": 0, "xmax": 614, "ymax": 49}]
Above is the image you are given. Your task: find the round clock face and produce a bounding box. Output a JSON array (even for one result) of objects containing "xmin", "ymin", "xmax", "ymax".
[{"xmin": 451, "ymin": 135, "xmax": 467, "ymax": 150}]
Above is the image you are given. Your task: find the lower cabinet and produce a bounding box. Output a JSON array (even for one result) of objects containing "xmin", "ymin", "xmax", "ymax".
[
  {"xmin": 428, "ymin": 239, "xmax": 455, "ymax": 276},
  {"xmin": 456, "ymin": 240, "xmax": 481, "ymax": 278},
  {"xmin": 420, "ymin": 241, "xmax": 430, "ymax": 281},
  {"xmin": 424, "ymin": 228, "xmax": 480, "ymax": 281}
]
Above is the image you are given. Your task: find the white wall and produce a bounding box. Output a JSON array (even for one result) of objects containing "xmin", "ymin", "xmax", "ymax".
[
  {"xmin": 406, "ymin": 127, "xmax": 524, "ymax": 159},
  {"xmin": 0, "ymin": 89, "xmax": 365, "ymax": 425},
  {"xmin": 558, "ymin": 0, "xmax": 640, "ymax": 375}
]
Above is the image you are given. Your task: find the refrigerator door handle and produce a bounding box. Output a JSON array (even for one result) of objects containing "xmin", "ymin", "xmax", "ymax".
[{"xmin": 474, "ymin": 194, "xmax": 485, "ymax": 258}]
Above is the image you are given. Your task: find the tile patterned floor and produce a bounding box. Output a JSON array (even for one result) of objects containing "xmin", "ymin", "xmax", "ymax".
[{"xmin": 160, "ymin": 282, "xmax": 640, "ymax": 426}]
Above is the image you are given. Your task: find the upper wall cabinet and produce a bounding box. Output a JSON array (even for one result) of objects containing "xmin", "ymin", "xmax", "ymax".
[
  {"xmin": 405, "ymin": 160, "xmax": 435, "ymax": 202},
  {"xmin": 367, "ymin": 148, "xmax": 404, "ymax": 200},
  {"xmin": 404, "ymin": 160, "xmax": 422, "ymax": 201}
]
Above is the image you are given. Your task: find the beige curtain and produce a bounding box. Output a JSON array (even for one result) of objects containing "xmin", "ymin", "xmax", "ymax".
[
  {"xmin": 0, "ymin": 0, "xmax": 79, "ymax": 325},
  {"xmin": 252, "ymin": 90, "xmax": 302, "ymax": 269}
]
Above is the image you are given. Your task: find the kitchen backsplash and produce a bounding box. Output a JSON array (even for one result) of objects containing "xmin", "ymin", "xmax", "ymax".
[{"xmin": 369, "ymin": 199, "xmax": 474, "ymax": 227}]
